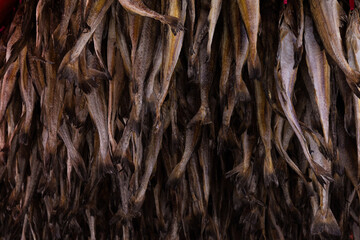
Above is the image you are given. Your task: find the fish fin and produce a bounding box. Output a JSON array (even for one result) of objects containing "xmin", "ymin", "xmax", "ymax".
[
  {"xmin": 347, "ymin": 76, "xmax": 360, "ymax": 96},
  {"xmin": 263, "ymin": 157, "xmax": 279, "ymax": 187},
  {"xmin": 311, "ymin": 160, "xmax": 333, "ymax": 185},
  {"xmin": 164, "ymin": 15, "xmax": 184, "ymax": 35},
  {"xmin": 248, "ymin": 56, "xmax": 262, "ymax": 80},
  {"xmin": 226, "ymin": 162, "xmax": 253, "ymax": 188},
  {"xmin": 336, "ymin": 2, "xmax": 347, "ymax": 26},
  {"xmin": 311, "ymin": 208, "xmax": 341, "ymax": 236}
]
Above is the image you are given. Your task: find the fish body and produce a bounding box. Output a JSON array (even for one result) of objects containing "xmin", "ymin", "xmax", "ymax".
[
  {"xmin": 309, "ymin": 0, "xmax": 360, "ymax": 94},
  {"xmin": 346, "ymin": 9, "xmax": 360, "ymax": 182},
  {"xmin": 156, "ymin": 0, "xmax": 186, "ymax": 126},
  {"xmin": 117, "ymin": 0, "xmax": 184, "ymax": 34},
  {"xmin": 207, "ymin": 0, "xmax": 222, "ymax": 56},
  {"xmin": 237, "ymin": 0, "xmax": 261, "ymax": 79},
  {"xmin": 254, "ymin": 79, "xmax": 277, "ymax": 186},
  {"xmin": 275, "ymin": 13, "xmax": 331, "ymax": 184},
  {"xmin": 304, "ymin": 13, "xmax": 331, "ymax": 148}
]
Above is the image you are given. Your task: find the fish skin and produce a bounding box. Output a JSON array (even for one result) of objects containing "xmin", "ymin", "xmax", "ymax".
[
  {"xmin": 131, "ymin": 13, "xmax": 157, "ymax": 131},
  {"xmin": 0, "ymin": 1, "xmax": 35, "ymax": 78},
  {"xmin": 346, "ymin": 9, "xmax": 360, "ymax": 183},
  {"xmin": 307, "ymin": 141, "xmax": 341, "ymax": 236},
  {"xmin": 207, "ymin": 0, "xmax": 222, "ymax": 56},
  {"xmin": 188, "ymin": 5, "xmax": 209, "ymax": 78},
  {"xmin": 21, "ymin": 147, "xmax": 42, "ymax": 217},
  {"xmin": 58, "ymin": 121, "xmax": 87, "ymax": 180},
  {"xmin": 187, "ymin": 44, "xmax": 213, "ymax": 127},
  {"xmin": 145, "ymin": 35, "xmax": 163, "ymax": 102},
  {"xmin": 130, "ymin": 111, "xmax": 165, "ymax": 211},
  {"xmin": 230, "ymin": 2, "xmax": 250, "ymax": 102},
  {"xmin": 302, "ymin": 103, "xmax": 341, "ymax": 236},
  {"xmin": 117, "ymin": 0, "xmax": 184, "ymax": 35},
  {"xmin": 226, "ymin": 129, "xmax": 255, "ymax": 189},
  {"xmin": 254, "ymin": 78, "xmax": 278, "ymax": 187},
  {"xmin": 52, "ymin": 0, "xmax": 78, "ymax": 52},
  {"xmin": 0, "ymin": 59, "xmax": 19, "ymax": 123},
  {"xmin": 42, "ymin": 41, "xmax": 65, "ymax": 172},
  {"xmin": 93, "ymin": 16, "xmax": 111, "ymax": 80},
  {"xmin": 155, "ymin": 0, "xmax": 186, "ymax": 127},
  {"xmin": 84, "ymin": 51, "xmax": 114, "ymax": 175},
  {"xmin": 275, "ymin": 11, "xmax": 332, "ymax": 185},
  {"xmin": 115, "ymin": 12, "xmax": 132, "ymax": 76},
  {"xmin": 274, "ymin": 115, "xmax": 314, "ymax": 195},
  {"xmin": 19, "ymin": 45, "xmax": 36, "ymax": 146},
  {"xmin": 188, "ymin": 0, "xmax": 196, "ymax": 56},
  {"xmin": 309, "ymin": 0, "xmax": 360, "ymax": 95},
  {"xmin": 304, "ymin": 13, "xmax": 331, "ymax": 150},
  {"xmin": 107, "ymin": 8, "xmax": 125, "ymax": 152},
  {"xmin": 58, "ymin": 0, "xmax": 113, "ymax": 76},
  {"xmin": 166, "ymin": 124, "xmax": 201, "ymax": 188},
  {"xmin": 35, "ymin": 0, "xmax": 49, "ymax": 50},
  {"xmin": 199, "ymin": 128, "xmax": 211, "ymax": 207},
  {"xmin": 219, "ymin": 13, "xmax": 232, "ymax": 107},
  {"xmin": 237, "ymin": 0, "xmax": 261, "ymax": 79}
]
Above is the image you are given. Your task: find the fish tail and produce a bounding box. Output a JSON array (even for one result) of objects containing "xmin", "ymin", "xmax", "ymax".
[
  {"xmin": 68, "ymin": 149, "xmax": 87, "ymax": 180},
  {"xmin": 99, "ymin": 154, "xmax": 115, "ymax": 176},
  {"xmin": 310, "ymin": 208, "xmax": 341, "ymax": 236},
  {"xmin": 351, "ymin": 69, "xmax": 360, "ymax": 86},
  {"xmin": 235, "ymin": 79, "xmax": 251, "ymax": 102},
  {"xmin": 166, "ymin": 164, "xmax": 184, "ymax": 188},
  {"xmin": 240, "ymin": 207, "xmax": 261, "ymax": 225},
  {"xmin": 288, "ymin": 204, "xmax": 302, "ymax": 223},
  {"xmin": 311, "ymin": 160, "xmax": 333, "ymax": 186},
  {"xmin": 347, "ymin": 80, "xmax": 360, "ymax": 99},
  {"xmin": 248, "ymin": 53, "xmax": 261, "ymax": 80},
  {"xmin": 19, "ymin": 118, "xmax": 30, "ymax": 146},
  {"xmin": 163, "ymin": 15, "xmax": 184, "ymax": 35},
  {"xmin": 263, "ymin": 156, "xmax": 278, "ymax": 187},
  {"xmin": 131, "ymin": 119, "xmax": 141, "ymax": 137},
  {"xmin": 19, "ymin": 131, "xmax": 29, "ymax": 146},
  {"xmin": 226, "ymin": 162, "xmax": 253, "ymax": 188},
  {"xmin": 217, "ymin": 126, "xmax": 228, "ymax": 154},
  {"xmin": 187, "ymin": 106, "xmax": 211, "ymax": 128}
]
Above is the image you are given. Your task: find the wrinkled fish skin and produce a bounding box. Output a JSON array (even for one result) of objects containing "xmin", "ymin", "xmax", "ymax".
[
  {"xmin": 1, "ymin": 1, "xmax": 360, "ymax": 239},
  {"xmin": 304, "ymin": 12, "xmax": 331, "ymax": 150},
  {"xmin": 309, "ymin": 0, "xmax": 360, "ymax": 95},
  {"xmin": 275, "ymin": 10, "xmax": 331, "ymax": 185},
  {"xmin": 117, "ymin": 0, "xmax": 184, "ymax": 35},
  {"xmin": 346, "ymin": 9, "xmax": 360, "ymax": 182},
  {"xmin": 237, "ymin": 0, "xmax": 261, "ymax": 79}
]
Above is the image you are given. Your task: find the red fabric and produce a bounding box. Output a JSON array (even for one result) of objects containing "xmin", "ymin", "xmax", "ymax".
[
  {"xmin": 350, "ymin": 0, "xmax": 355, "ymax": 10},
  {"xmin": 284, "ymin": 0, "xmax": 287, "ymax": 4},
  {"xmin": 0, "ymin": 0, "xmax": 18, "ymax": 24}
]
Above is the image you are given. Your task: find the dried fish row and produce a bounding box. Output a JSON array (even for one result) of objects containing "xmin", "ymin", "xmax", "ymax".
[{"xmin": 0, "ymin": 0, "xmax": 360, "ymax": 239}]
